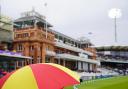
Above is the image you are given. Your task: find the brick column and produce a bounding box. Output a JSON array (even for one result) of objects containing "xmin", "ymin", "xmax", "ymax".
[
  {"xmin": 41, "ymin": 43, "xmax": 46, "ymax": 63},
  {"xmin": 23, "ymin": 42, "xmax": 29, "ymax": 56},
  {"xmin": 33, "ymin": 43, "xmax": 39, "ymax": 63}
]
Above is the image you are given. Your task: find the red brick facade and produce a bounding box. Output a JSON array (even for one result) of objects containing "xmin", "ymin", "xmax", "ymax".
[{"xmin": 13, "ymin": 26, "xmax": 55, "ymax": 64}]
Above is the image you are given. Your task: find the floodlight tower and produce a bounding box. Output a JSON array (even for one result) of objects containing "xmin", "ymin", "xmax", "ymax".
[{"xmin": 108, "ymin": 8, "xmax": 122, "ymax": 43}]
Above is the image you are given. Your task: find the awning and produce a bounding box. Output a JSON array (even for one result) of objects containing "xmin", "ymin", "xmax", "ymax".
[{"xmin": 0, "ymin": 50, "xmax": 32, "ymax": 61}]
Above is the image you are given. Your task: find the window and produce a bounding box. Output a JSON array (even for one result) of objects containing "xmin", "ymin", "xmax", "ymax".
[
  {"xmin": 46, "ymin": 45, "xmax": 52, "ymax": 51},
  {"xmin": 15, "ymin": 34, "xmax": 18, "ymax": 38},
  {"xmin": 16, "ymin": 34, "xmax": 22, "ymax": 38},
  {"xmin": 29, "ymin": 45, "xmax": 34, "ymax": 51},
  {"xmin": 17, "ymin": 44, "xmax": 23, "ymax": 51},
  {"xmin": 23, "ymin": 33, "xmax": 29, "ymax": 37}
]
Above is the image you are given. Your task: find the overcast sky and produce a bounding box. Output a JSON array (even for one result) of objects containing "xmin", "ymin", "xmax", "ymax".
[{"xmin": 1, "ymin": 0, "xmax": 128, "ymax": 46}]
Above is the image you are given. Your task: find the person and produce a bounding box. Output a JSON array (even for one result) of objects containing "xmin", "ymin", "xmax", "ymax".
[{"xmin": 80, "ymin": 78, "xmax": 83, "ymax": 84}]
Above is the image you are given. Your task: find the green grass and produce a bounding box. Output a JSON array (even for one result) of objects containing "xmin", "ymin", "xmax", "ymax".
[{"xmin": 64, "ymin": 76, "xmax": 128, "ymax": 89}]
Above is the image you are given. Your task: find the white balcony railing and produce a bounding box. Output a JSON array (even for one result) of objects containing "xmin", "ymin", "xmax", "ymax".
[
  {"xmin": 97, "ymin": 57, "xmax": 128, "ymax": 63},
  {"xmin": 55, "ymin": 41, "xmax": 93, "ymax": 56},
  {"xmin": 56, "ymin": 53, "xmax": 100, "ymax": 65},
  {"xmin": 46, "ymin": 50, "xmax": 56, "ymax": 56}
]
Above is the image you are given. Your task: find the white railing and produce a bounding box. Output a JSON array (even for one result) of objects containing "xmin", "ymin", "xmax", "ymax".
[
  {"xmin": 55, "ymin": 41, "xmax": 93, "ymax": 56},
  {"xmin": 97, "ymin": 57, "xmax": 128, "ymax": 63},
  {"xmin": 46, "ymin": 50, "xmax": 56, "ymax": 56},
  {"xmin": 56, "ymin": 53, "xmax": 100, "ymax": 65}
]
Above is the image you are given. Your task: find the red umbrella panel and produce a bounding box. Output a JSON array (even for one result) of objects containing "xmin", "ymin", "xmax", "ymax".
[{"xmin": 0, "ymin": 63, "xmax": 80, "ymax": 89}]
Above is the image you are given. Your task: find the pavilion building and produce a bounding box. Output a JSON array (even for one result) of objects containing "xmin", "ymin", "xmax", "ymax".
[{"xmin": 13, "ymin": 10, "xmax": 100, "ymax": 72}]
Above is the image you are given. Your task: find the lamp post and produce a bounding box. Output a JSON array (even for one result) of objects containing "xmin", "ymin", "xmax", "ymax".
[{"xmin": 108, "ymin": 8, "xmax": 122, "ymax": 43}]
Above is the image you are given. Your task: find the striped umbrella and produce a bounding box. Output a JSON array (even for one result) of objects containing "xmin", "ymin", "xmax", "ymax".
[{"xmin": 0, "ymin": 63, "xmax": 80, "ymax": 89}]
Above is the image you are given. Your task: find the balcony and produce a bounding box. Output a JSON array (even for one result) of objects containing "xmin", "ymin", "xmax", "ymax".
[
  {"xmin": 97, "ymin": 57, "xmax": 128, "ymax": 63},
  {"xmin": 55, "ymin": 41, "xmax": 93, "ymax": 56},
  {"xmin": 46, "ymin": 50, "xmax": 56, "ymax": 56},
  {"xmin": 56, "ymin": 53, "xmax": 100, "ymax": 65}
]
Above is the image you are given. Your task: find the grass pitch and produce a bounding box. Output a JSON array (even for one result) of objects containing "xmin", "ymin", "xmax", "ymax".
[{"xmin": 65, "ymin": 76, "xmax": 128, "ymax": 89}]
